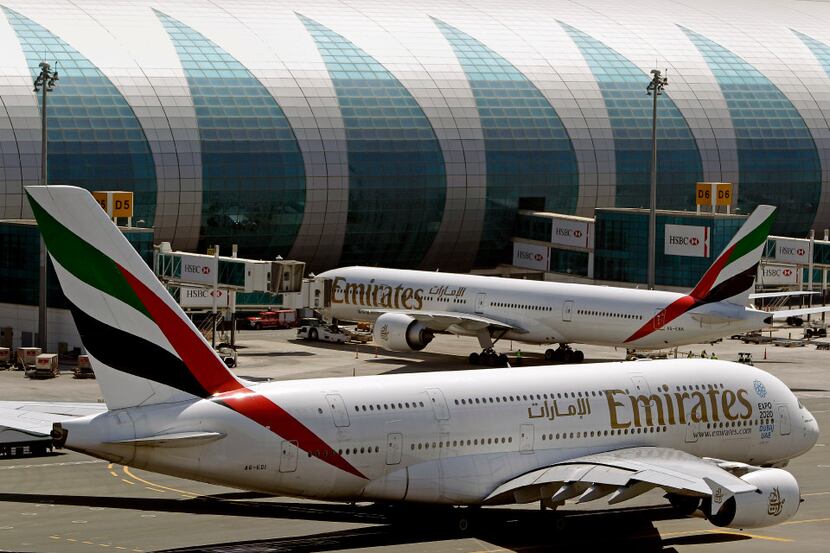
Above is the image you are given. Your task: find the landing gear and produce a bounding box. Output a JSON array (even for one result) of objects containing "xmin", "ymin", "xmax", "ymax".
[
  {"xmin": 544, "ymin": 345, "xmax": 584, "ymax": 364},
  {"xmin": 469, "ymin": 348, "xmax": 509, "ymax": 367}
]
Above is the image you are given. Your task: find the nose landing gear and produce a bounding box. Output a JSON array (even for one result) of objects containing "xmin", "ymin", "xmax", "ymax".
[{"xmin": 544, "ymin": 345, "xmax": 584, "ymax": 364}]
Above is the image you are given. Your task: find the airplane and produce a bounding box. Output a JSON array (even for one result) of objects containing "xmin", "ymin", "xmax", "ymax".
[
  {"xmin": 318, "ymin": 205, "xmax": 830, "ymax": 366},
  {"xmin": 0, "ymin": 185, "xmax": 819, "ymax": 533}
]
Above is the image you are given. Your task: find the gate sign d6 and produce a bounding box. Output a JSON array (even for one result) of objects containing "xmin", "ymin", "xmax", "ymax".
[
  {"xmin": 716, "ymin": 183, "xmax": 733, "ymax": 206},
  {"xmin": 696, "ymin": 182, "xmax": 732, "ymax": 207}
]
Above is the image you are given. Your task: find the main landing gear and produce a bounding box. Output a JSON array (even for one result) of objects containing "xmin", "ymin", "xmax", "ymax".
[
  {"xmin": 468, "ymin": 348, "xmax": 509, "ymax": 367},
  {"xmin": 468, "ymin": 329, "xmax": 510, "ymax": 367},
  {"xmin": 544, "ymin": 345, "xmax": 584, "ymax": 364}
]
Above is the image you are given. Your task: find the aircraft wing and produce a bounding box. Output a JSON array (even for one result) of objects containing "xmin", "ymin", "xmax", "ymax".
[
  {"xmin": 0, "ymin": 401, "xmax": 106, "ymax": 436},
  {"xmin": 358, "ymin": 309, "xmax": 527, "ymax": 334},
  {"xmin": 767, "ymin": 305, "xmax": 830, "ymax": 320},
  {"xmin": 484, "ymin": 446, "xmax": 756, "ymax": 506}
]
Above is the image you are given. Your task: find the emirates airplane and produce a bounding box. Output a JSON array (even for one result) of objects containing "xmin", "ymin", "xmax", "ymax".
[
  {"xmin": 0, "ymin": 186, "xmax": 819, "ymax": 533},
  {"xmin": 319, "ymin": 205, "xmax": 827, "ymax": 365}
]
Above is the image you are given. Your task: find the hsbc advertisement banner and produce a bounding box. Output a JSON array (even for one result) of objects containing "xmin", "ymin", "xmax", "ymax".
[
  {"xmin": 775, "ymin": 239, "xmax": 809, "ymax": 264},
  {"xmin": 180, "ymin": 286, "xmax": 229, "ymax": 308},
  {"xmin": 179, "ymin": 254, "xmax": 216, "ymax": 285},
  {"xmin": 664, "ymin": 224, "xmax": 709, "ymax": 258},
  {"xmin": 550, "ymin": 219, "xmax": 591, "ymax": 249},
  {"xmin": 513, "ymin": 242, "xmax": 549, "ymax": 271},
  {"xmin": 758, "ymin": 264, "xmax": 799, "ymax": 286}
]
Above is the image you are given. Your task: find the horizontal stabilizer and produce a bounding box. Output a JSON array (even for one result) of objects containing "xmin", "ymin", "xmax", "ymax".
[
  {"xmin": 107, "ymin": 431, "xmax": 225, "ymax": 448},
  {"xmin": 750, "ymin": 291, "xmax": 818, "ymax": 300},
  {"xmin": 768, "ymin": 305, "xmax": 830, "ymax": 320}
]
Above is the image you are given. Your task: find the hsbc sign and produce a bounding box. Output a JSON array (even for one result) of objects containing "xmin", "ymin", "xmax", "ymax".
[
  {"xmin": 513, "ymin": 242, "xmax": 549, "ymax": 271},
  {"xmin": 775, "ymin": 239, "xmax": 809, "ymax": 264},
  {"xmin": 179, "ymin": 254, "xmax": 217, "ymax": 285},
  {"xmin": 664, "ymin": 224, "xmax": 709, "ymax": 258},
  {"xmin": 758, "ymin": 264, "xmax": 800, "ymax": 286},
  {"xmin": 180, "ymin": 285, "xmax": 230, "ymax": 308},
  {"xmin": 550, "ymin": 218, "xmax": 592, "ymax": 249}
]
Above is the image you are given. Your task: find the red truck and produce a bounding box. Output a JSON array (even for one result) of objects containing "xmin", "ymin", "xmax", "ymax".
[{"xmin": 245, "ymin": 309, "xmax": 297, "ymax": 330}]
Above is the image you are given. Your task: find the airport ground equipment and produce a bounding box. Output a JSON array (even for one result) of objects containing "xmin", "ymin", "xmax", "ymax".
[
  {"xmin": 25, "ymin": 353, "xmax": 59, "ymax": 379},
  {"xmin": 73, "ymin": 354, "xmax": 95, "ymax": 378},
  {"xmin": 297, "ymin": 320, "xmax": 348, "ymax": 343},
  {"xmin": 14, "ymin": 347, "xmax": 41, "ymax": 371}
]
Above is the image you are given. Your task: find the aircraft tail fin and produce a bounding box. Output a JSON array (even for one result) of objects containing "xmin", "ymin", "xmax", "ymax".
[
  {"xmin": 25, "ymin": 186, "xmax": 245, "ymax": 409},
  {"xmin": 689, "ymin": 205, "xmax": 776, "ymax": 306}
]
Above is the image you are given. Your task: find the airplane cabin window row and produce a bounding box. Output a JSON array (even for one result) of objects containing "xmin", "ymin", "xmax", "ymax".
[
  {"xmin": 577, "ymin": 309, "xmax": 643, "ymax": 320},
  {"xmin": 353, "ymin": 401, "xmax": 426, "ymax": 412},
  {"xmin": 491, "ymin": 302, "xmax": 552, "ymax": 311}
]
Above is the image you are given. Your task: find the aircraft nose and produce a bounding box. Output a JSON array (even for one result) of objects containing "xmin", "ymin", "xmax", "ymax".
[{"xmin": 804, "ymin": 413, "xmax": 820, "ymax": 449}]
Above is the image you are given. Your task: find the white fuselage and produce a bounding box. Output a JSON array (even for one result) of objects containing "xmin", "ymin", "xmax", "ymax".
[
  {"xmin": 318, "ymin": 267, "xmax": 770, "ymax": 350},
  {"xmin": 63, "ymin": 360, "xmax": 817, "ymax": 504}
]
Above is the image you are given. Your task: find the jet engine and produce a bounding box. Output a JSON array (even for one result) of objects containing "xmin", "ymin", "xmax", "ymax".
[
  {"xmin": 372, "ymin": 313, "xmax": 434, "ymax": 352},
  {"xmin": 706, "ymin": 468, "xmax": 800, "ymax": 529}
]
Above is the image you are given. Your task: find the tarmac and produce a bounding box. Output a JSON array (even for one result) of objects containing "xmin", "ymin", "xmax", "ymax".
[{"xmin": 0, "ymin": 325, "xmax": 828, "ymax": 552}]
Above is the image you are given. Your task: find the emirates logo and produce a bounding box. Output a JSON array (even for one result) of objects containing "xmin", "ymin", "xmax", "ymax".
[
  {"xmin": 712, "ymin": 487, "xmax": 724, "ymax": 504},
  {"xmin": 379, "ymin": 324, "xmax": 390, "ymax": 341},
  {"xmin": 768, "ymin": 487, "xmax": 785, "ymax": 516}
]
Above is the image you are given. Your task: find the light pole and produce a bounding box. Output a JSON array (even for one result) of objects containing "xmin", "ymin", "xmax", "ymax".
[
  {"xmin": 33, "ymin": 62, "xmax": 58, "ymax": 351},
  {"xmin": 646, "ymin": 69, "xmax": 667, "ymax": 290}
]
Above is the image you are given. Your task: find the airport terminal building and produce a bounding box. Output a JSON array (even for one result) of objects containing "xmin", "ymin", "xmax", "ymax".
[{"xmin": 1, "ymin": 0, "xmax": 830, "ymax": 274}]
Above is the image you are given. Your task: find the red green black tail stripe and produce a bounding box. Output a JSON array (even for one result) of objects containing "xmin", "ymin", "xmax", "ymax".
[
  {"xmin": 625, "ymin": 208, "xmax": 775, "ymax": 343},
  {"xmin": 28, "ymin": 189, "xmax": 366, "ymax": 480}
]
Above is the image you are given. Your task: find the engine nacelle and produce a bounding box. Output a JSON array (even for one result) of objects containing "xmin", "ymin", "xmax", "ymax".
[
  {"xmin": 372, "ymin": 313, "xmax": 434, "ymax": 352},
  {"xmin": 707, "ymin": 468, "xmax": 800, "ymax": 529}
]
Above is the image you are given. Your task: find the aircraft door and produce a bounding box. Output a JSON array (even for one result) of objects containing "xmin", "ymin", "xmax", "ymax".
[
  {"xmin": 426, "ymin": 388, "xmax": 450, "ymax": 420},
  {"xmin": 475, "ymin": 293, "xmax": 487, "ymax": 314},
  {"xmin": 778, "ymin": 404, "xmax": 792, "ymax": 436},
  {"xmin": 385, "ymin": 433, "xmax": 402, "ymax": 465},
  {"xmin": 562, "ymin": 300, "xmax": 574, "ymax": 322},
  {"xmin": 279, "ymin": 440, "xmax": 298, "ymax": 473},
  {"xmin": 326, "ymin": 394, "xmax": 351, "ymax": 427},
  {"xmin": 519, "ymin": 424, "xmax": 534, "ymax": 453}
]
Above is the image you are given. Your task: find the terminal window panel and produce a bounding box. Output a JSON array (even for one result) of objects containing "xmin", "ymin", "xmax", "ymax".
[
  {"xmin": 2, "ymin": 7, "xmax": 157, "ymax": 229},
  {"xmin": 560, "ymin": 21, "xmax": 702, "ymax": 212},
  {"xmin": 683, "ymin": 27, "xmax": 820, "ymax": 237},
  {"xmin": 433, "ymin": 18, "xmax": 578, "ymax": 269},
  {"xmin": 298, "ymin": 14, "xmax": 446, "ymax": 268},
  {"xmin": 156, "ymin": 10, "xmax": 305, "ymax": 259}
]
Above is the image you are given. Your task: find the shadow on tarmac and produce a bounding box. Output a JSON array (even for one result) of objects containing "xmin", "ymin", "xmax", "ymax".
[{"xmin": 0, "ymin": 491, "xmax": 736, "ymax": 552}]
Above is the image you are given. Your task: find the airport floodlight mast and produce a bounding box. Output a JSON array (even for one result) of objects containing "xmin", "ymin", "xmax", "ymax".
[
  {"xmin": 646, "ymin": 68, "xmax": 667, "ymax": 290},
  {"xmin": 33, "ymin": 61, "xmax": 58, "ymax": 351}
]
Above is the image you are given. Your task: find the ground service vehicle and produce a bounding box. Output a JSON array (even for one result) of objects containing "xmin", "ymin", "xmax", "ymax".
[
  {"xmin": 0, "ymin": 186, "xmax": 819, "ymax": 533},
  {"xmin": 245, "ymin": 309, "xmax": 297, "ymax": 330},
  {"xmin": 297, "ymin": 320, "xmax": 349, "ymax": 343}
]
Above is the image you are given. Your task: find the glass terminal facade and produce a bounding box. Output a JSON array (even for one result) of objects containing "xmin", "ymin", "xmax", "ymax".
[{"xmin": 0, "ymin": 1, "xmax": 829, "ymax": 273}]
